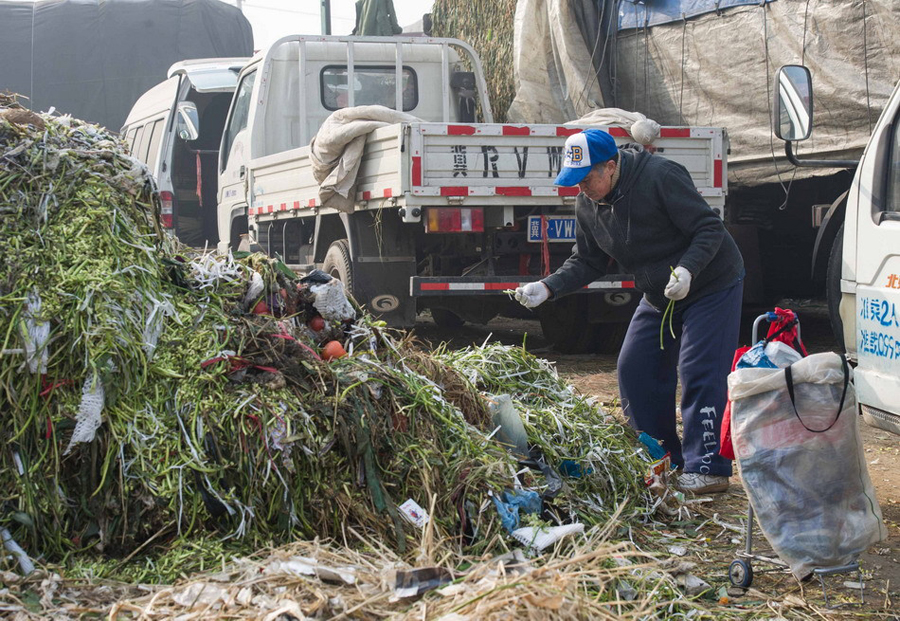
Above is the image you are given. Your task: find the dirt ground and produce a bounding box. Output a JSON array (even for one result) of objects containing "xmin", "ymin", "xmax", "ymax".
[{"xmin": 413, "ymin": 298, "xmax": 900, "ymax": 617}]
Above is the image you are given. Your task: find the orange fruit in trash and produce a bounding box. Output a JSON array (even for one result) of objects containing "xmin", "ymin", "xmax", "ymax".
[
  {"xmin": 308, "ymin": 316, "xmax": 326, "ymax": 332},
  {"xmin": 322, "ymin": 340, "xmax": 347, "ymax": 360}
]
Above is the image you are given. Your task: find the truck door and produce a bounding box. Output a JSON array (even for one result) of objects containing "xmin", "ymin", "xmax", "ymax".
[
  {"xmin": 217, "ymin": 68, "xmax": 257, "ymax": 254},
  {"xmin": 852, "ymin": 83, "xmax": 900, "ymax": 434}
]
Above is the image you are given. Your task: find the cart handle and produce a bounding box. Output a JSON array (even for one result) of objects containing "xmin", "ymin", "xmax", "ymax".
[
  {"xmin": 751, "ymin": 312, "xmax": 802, "ymax": 344},
  {"xmin": 784, "ymin": 356, "xmax": 849, "ymax": 433}
]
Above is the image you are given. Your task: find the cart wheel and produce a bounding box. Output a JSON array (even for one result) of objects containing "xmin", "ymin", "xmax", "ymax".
[{"xmin": 729, "ymin": 559, "xmax": 753, "ymax": 588}]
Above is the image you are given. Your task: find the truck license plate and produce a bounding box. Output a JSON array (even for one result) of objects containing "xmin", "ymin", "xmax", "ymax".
[{"xmin": 527, "ymin": 215, "xmax": 577, "ymax": 243}]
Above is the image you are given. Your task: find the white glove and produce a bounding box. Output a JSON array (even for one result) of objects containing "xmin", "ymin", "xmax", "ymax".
[
  {"xmin": 664, "ymin": 266, "xmax": 692, "ymax": 301},
  {"xmin": 515, "ymin": 282, "xmax": 551, "ymax": 308}
]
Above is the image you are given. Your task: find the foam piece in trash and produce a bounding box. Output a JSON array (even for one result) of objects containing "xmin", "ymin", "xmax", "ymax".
[
  {"xmin": 512, "ymin": 523, "xmax": 584, "ymax": 551},
  {"xmin": 311, "ymin": 279, "xmax": 355, "ymax": 321}
]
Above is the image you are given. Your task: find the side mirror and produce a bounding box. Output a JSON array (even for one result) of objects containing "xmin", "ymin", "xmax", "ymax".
[
  {"xmin": 773, "ymin": 65, "xmax": 813, "ymax": 141},
  {"xmin": 175, "ymin": 101, "xmax": 200, "ymax": 141}
]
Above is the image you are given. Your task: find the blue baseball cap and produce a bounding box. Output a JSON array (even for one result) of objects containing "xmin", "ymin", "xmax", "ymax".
[{"xmin": 554, "ymin": 129, "xmax": 618, "ymax": 186}]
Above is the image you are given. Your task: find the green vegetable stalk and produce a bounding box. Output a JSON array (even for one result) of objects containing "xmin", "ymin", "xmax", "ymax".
[{"xmin": 659, "ymin": 266, "xmax": 678, "ymax": 350}]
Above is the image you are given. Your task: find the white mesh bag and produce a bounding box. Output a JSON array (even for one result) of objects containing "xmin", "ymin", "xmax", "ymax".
[{"xmin": 728, "ymin": 352, "xmax": 886, "ymax": 579}]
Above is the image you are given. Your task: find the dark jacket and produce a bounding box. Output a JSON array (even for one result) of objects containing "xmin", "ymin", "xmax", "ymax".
[{"xmin": 543, "ymin": 145, "xmax": 744, "ymax": 310}]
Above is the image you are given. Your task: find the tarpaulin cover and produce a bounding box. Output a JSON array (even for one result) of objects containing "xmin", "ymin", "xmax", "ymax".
[
  {"xmin": 617, "ymin": 0, "xmax": 775, "ymax": 31},
  {"xmin": 0, "ymin": 0, "xmax": 253, "ymax": 132},
  {"xmin": 510, "ymin": 0, "xmax": 899, "ymax": 187},
  {"xmin": 507, "ymin": 0, "xmax": 610, "ymax": 124}
]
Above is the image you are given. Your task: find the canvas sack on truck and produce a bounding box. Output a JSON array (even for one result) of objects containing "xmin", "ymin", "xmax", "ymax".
[{"xmin": 727, "ymin": 350, "xmax": 887, "ymax": 594}]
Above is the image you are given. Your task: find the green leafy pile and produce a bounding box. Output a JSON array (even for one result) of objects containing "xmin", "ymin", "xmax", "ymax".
[{"xmin": 0, "ymin": 99, "xmax": 653, "ymax": 583}]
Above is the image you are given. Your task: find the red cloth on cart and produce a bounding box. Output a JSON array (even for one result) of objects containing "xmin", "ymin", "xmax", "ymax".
[{"xmin": 720, "ymin": 308, "xmax": 806, "ymax": 459}]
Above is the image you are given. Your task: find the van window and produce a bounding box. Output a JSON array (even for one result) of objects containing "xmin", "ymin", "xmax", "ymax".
[
  {"xmin": 222, "ymin": 69, "xmax": 256, "ymax": 171},
  {"xmin": 887, "ymin": 118, "xmax": 900, "ymax": 214},
  {"xmin": 145, "ymin": 119, "xmax": 164, "ymax": 170},
  {"xmin": 321, "ymin": 65, "xmax": 418, "ymax": 112},
  {"xmin": 125, "ymin": 127, "xmax": 138, "ymax": 151},
  {"xmin": 131, "ymin": 125, "xmax": 147, "ymax": 161}
]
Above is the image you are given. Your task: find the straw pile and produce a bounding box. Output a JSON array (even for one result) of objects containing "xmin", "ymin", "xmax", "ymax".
[
  {"xmin": 431, "ymin": 0, "xmax": 517, "ymax": 122},
  {"xmin": 2, "ymin": 528, "xmax": 731, "ymax": 620},
  {"xmin": 0, "ymin": 96, "xmax": 655, "ymax": 584}
]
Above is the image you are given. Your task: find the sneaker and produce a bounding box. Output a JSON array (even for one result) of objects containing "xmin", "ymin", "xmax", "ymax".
[{"xmin": 676, "ymin": 472, "xmax": 730, "ymax": 494}]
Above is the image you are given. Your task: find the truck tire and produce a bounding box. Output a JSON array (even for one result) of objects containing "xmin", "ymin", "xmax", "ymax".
[
  {"xmin": 592, "ymin": 322, "xmax": 629, "ymax": 355},
  {"xmin": 826, "ymin": 224, "xmax": 846, "ymax": 352},
  {"xmin": 539, "ymin": 297, "xmax": 595, "ymax": 354},
  {"xmin": 430, "ymin": 308, "xmax": 465, "ymax": 328},
  {"xmin": 323, "ymin": 239, "xmax": 354, "ymax": 293}
]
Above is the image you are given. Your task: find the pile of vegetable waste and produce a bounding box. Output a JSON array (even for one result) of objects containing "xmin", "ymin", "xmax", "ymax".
[{"xmin": 0, "ymin": 97, "xmax": 654, "ymax": 579}]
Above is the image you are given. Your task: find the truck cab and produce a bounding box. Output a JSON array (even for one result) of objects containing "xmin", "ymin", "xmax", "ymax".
[
  {"xmin": 216, "ymin": 36, "xmax": 491, "ymax": 253},
  {"xmin": 775, "ymin": 66, "xmax": 900, "ymax": 435}
]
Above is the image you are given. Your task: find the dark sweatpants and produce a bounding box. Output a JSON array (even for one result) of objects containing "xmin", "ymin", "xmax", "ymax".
[{"xmin": 618, "ymin": 281, "xmax": 742, "ymax": 477}]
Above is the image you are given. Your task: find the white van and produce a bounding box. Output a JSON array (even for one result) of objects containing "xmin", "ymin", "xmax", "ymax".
[
  {"xmin": 774, "ymin": 66, "xmax": 900, "ymax": 436},
  {"xmin": 121, "ymin": 57, "xmax": 248, "ymax": 247}
]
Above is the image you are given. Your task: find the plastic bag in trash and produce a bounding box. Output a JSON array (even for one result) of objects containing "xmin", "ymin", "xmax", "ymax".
[
  {"xmin": 728, "ymin": 352, "xmax": 886, "ymax": 579},
  {"xmin": 491, "ymin": 489, "xmax": 542, "ymax": 533},
  {"xmin": 487, "ymin": 395, "xmax": 529, "ymax": 457},
  {"xmin": 310, "ymin": 279, "xmax": 355, "ymax": 322},
  {"xmin": 736, "ymin": 340, "xmax": 802, "ymax": 370}
]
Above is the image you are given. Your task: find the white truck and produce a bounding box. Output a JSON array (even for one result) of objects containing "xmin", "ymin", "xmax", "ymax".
[
  {"xmin": 216, "ymin": 35, "xmax": 727, "ymax": 352},
  {"xmin": 774, "ymin": 66, "xmax": 900, "ymax": 436}
]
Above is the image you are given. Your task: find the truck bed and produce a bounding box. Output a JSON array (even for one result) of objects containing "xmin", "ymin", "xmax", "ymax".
[{"xmin": 247, "ymin": 122, "xmax": 727, "ymax": 219}]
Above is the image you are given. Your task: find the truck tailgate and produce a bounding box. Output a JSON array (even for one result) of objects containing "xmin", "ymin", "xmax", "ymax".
[{"xmin": 408, "ymin": 123, "xmax": 726, "ymax": 210}]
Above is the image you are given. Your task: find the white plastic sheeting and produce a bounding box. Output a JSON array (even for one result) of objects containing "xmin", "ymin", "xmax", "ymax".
[
  {"xmin": 64, "ymin": 375, "xmax": 105, "ymax": 455},
  {"xmin": 511, "ymin": 0, "xmax": 899, "ymax": 186}
]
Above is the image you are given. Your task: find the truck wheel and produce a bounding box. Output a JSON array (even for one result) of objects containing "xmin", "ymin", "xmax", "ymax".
[
  {"xmin": 539, "ymin": 298, "xmax": 595, "ymax": 354},
  {"xmin": 323, "ymin": 239, "xmax": 354, "ymax": 293},
  {"xmin": 431, "ymin": 308, "xmax": 465, "ymax": 328},
  {"xmin": 592, "ymin": 322, "xmax": 628, "ymax": 354},
  {"xmin": 826, "ymin": 224, "xmax": 845, "ymax": 352}
]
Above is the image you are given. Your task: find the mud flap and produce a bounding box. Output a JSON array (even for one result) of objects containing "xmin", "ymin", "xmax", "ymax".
[{"xmin": 351, "ymin": 259, "xmax": 417, "ymax": 326}]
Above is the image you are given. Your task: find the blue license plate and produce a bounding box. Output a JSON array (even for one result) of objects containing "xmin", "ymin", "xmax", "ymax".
[{"xmin": 527, "ymin": 215, "xmax": 577, "ymax": 243}]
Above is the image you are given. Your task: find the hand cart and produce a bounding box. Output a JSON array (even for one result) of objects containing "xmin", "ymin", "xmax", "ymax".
[{"xmin": 727, "ymin": 312, "xmax": 864, "ymax": 608}]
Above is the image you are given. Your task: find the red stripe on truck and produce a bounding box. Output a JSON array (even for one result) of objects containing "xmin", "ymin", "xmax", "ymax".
[
  {"xmin": 502, "ymin": 126, "xmax": 531, "ymax": 136},
  {"xmin": 485, "ymin": 282, "xmax": 520, "ymax": 290},
  {"xmin": 412, "ymin": 156, "xmax": 422, "ymax": 186},
  {"xmin": 280, "ymin": 203, "xmax": 286, "ymax": 211},
  {"xmin": 383, "ymin": 188, "xmax": 393, "ymax": 198},
  {"xmin": 308, "ymin": 199, "xmax": 316, "ymax": 208},
  {"xmin": 441, "ymin": 187, "xmax": 468, "ymax": 196},
  {"xmin": 496, "ymin": 187, "xmax": 532, "ymax": 196},
  {"xmin": 714, "ymin": 159, "xmax": 723, "ymax": 188},
  {"xmin": 557, "ymin": 187, "xmax": 580, "ymax": 197},
  {"xmin": 556, "ymin": 127, "xmax": 581, "ymax": 137},
  {"xmin": 447, "ymin": 125, "xmax": 476, "ymax": 135},
  {"xmin": 363, "ymin": 191, "xmax": 372, "ymax": 200},
  {"xmin": 293, "ymin": 201, "xmax": 300, "ymax": 210},
  {"xmin": 660, "ymin": 128, "xmax": 691, "ymax": 138},
  {"xmin": 609, "ymin": 127, "xmax": 629, "ymax": 137},
  {"xmin": 421, "ymin": 283, "xmax": 449, "ymax": 291}
]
